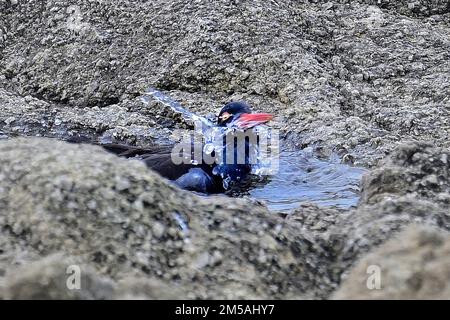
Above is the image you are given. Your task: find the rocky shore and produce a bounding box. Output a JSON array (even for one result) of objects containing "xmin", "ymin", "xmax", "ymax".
[{"xmin": 1, "ymin": 0, "xmax": 450, "ymax": 299}]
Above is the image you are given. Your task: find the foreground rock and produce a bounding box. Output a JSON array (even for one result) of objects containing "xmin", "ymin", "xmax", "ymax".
[
  {"xmin": 0, "ymin": 137, "xmax": 338, "ymax": 299},
  {"xmin": 0, "ymin": 254, "xmax": 115, "ymax": 299},
  {"xmin": 0, "ymin": 254, "xmax": 186, "ymax": 300},
  {"xmin": 332, "ymin": 225, "xmax": 450, "ymax": 299},
  {"xmin": 327, "ymin": 142, "xmax": 450, "ymax": 278},
  {"xmin": 361, "ymin": 142, "xmax": 450, "ymax": 213},
  {"xmin": 1, "ymin": 137, "xmax": 450, "ymax": 299}
]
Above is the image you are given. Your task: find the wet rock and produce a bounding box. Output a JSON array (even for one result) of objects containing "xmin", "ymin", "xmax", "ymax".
[
  {"xmin": 1, "ymin": 0, "xmax": 450, "ymax": 299},
  {"xmin": 332, "ymin": 225, "xmax": 450, "ymax": 299}
]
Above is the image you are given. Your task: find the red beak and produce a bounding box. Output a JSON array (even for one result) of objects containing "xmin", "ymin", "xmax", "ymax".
[{"xmin": 233, "ymin": 113, "xmax": 273, "ymax": 129}]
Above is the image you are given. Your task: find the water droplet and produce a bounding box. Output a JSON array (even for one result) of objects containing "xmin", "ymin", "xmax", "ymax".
[
  {"xmin": 203, "ymin": 143, "xmax": 215, "ymax": 155},
  {"xmin": 222, "ymin": 177, "xmax": 231, "ymax": 190}
]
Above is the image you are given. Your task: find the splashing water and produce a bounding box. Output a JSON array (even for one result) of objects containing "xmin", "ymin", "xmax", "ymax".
[
  {"xmin": 248, "ymin": 148, "xmax": 367, "ymax": 211},
  {"xmin": 140, "ymin": 88, "xmax": 366, "ymax": 210},
  {"xmin": 142, "ymin": 87, "xmax": 214, "ymax": 132},
  {"xmin": 203, "ymin": 142, "xmax": 215, "ymax": 155}
]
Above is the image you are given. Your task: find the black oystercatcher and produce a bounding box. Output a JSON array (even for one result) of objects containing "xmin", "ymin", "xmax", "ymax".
[{"xmin": 101, "ymin": 102, "xmax": 273, "ymax": 193}]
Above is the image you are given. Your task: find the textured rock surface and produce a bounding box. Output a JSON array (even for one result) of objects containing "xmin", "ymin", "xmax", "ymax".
[
  {"xmin": 1, "ymin": 1, "xmax": 450, "ymax": 166},
  {"xmin": 1, "ymin": 0, "xmax": 450, "ymax": 299},
  {"xmin": 360, "ymin": 142, "xmax": 450, "ymax": 213},
  {"xmin": 327, "ymin": 142, "xmax": 450, "ymax": 279},
  {"xmin": 0, "ymin": 254, "xmax": 115, "ymax": 299},
  {"xmin": 332, "ymin": 225, "xmax": 450, "ymax": 299},
  {"xmin": 0, "ymin": 87, "xmax": 180, "ymax": 145},
  {"xmin": 0, "ymin": 137, "xmax": 338, "ymax": 299},
  {"xmin": 0, "ymin": 253, "xmax": 187, "ymax": 299},
  {"xmin": 364, "ymin": 0, "xmax": 450, "ymax": 17}
]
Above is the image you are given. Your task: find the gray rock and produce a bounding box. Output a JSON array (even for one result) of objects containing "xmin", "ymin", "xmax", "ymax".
[
  {"xmin": 1, "ymin": 0, "xmax": 450, "ymax": 300},
  {"xmin": 113, "ymin": 276, "xmax": 187, "ymax": 300},
  {"xmin": 0, "ymin": 254, "xmax": 115, "ymax": 300},
  {"xmin": 332, "ymin": 225, "xmax": 450, "ymax": 299},
  {"xmin": 0, "ymin": 253, "xmax": 188, "ymax": 300},
  {"xmin": 360, "ymin": 142, "xmax": 450, "ymax": 212},
  {"xmin": 365, "ymin": 0, "xmax": 450, "ymax": 17},
  {"xmin": 1, "ymin": 1, "xmax": 449, "ymax": 165},
  {"xmin": 0, "ymin": 137, "xmax": 335, "ymax": 299},
  {"xmin": 323, "ymin": 142, "xmax": 450, "ymax": 291}
]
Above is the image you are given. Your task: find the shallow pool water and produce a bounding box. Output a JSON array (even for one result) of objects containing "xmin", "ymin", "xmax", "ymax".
[{"xmin": 248, "ymin": 149, "xmax": 367, "ymax": 212}]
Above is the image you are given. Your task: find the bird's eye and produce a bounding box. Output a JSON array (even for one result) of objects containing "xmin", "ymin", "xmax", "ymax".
[{"xmin": 219, "ymin": 112, "xmax": 231, "ymax": 122}]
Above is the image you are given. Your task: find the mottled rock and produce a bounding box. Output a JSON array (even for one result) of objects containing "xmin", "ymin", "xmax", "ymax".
[
  {"xmin": 366, "ymin": 0, "xmax": 450, "ymax": 17},
  {"xmin": 0, "ymin": 254, "xmax": 115, "ymax": 300},
  {"xmin": 0, "ymin": 137, "xmax": 334, "ymax": 299},
  {"xmin": 0, "ymin": 88, "xmax": 171, "ymax": 145},
  {"xmin": 1, "ymin": 0, "xmax": 450, "ymax": 300},
  {"xmin": 326, "ymin": 143, "xmax": 450, "ymax": 289},
  {"xmin": 332, "ymin": 225, "xmax": 450, "ymax": 299},
  {"xmin": 114, "ymin": 277, "xmax": 186, "ymax": 300},
  {"xmin": 286, "ymin": 202, "xmax": 346, "ymax": 233},
  {"xmin": 0, "ymin": 253, "xmax": 188, "ymax": 300},
  {"xmin": 361, "ymin": 142, "xmax": 450, "ymax": 212},
  {"xmin": 1, "ymin": 1, "xmax": 450, "ymax": 165},
  {"xmin": 332, "ymin": 196, "xmax": 446, "ymax": 267}
]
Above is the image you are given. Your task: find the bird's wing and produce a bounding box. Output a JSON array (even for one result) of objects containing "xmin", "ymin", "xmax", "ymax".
[{"xmin": 101, "ymin": 142, "xmax": 215, "ymax": 181}]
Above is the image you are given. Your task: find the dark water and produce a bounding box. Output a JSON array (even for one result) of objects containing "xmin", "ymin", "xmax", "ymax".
[{"xmin": 248, "ymin": 149, "xmax": 366, "ymax": 211}]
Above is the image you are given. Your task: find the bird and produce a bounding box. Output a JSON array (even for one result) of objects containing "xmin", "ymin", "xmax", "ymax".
[{"xmin": 92, "ymin": 101, "xmax": 273, "ymax": 193}]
